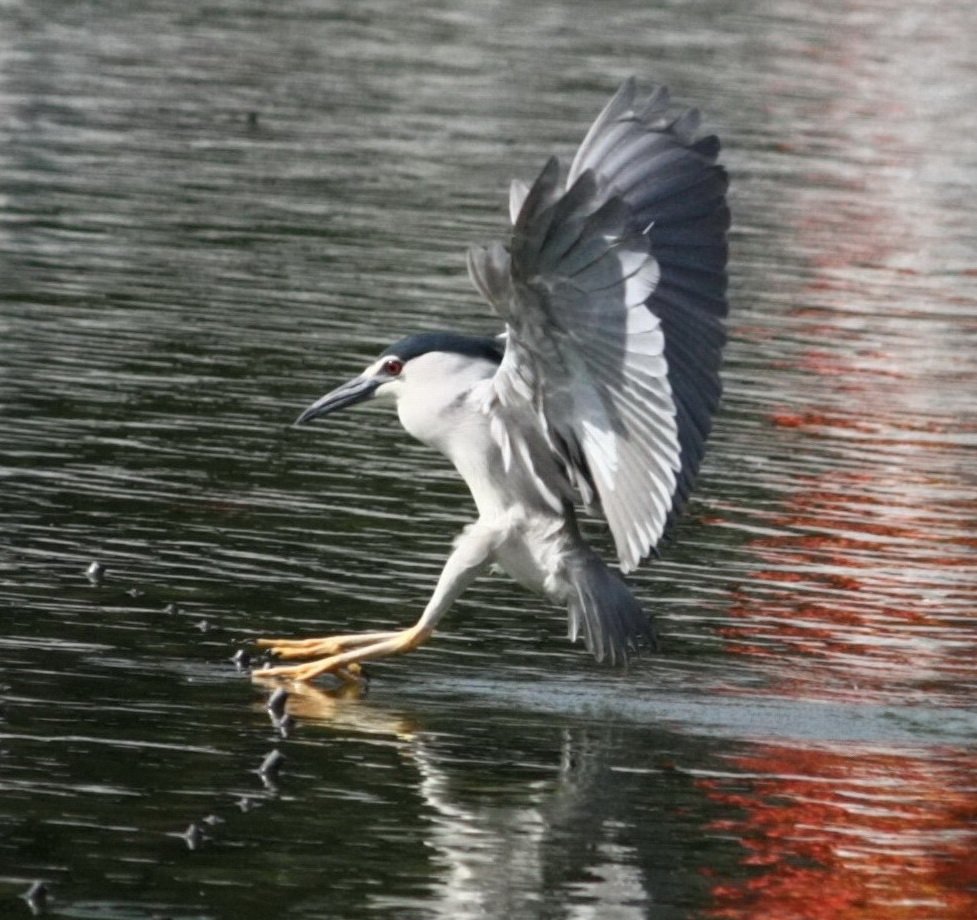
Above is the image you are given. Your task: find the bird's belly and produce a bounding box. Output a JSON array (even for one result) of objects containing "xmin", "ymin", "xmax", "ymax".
[{"xmin": 490, "ymin": 514, "xmax": 572, "ymax": 599}]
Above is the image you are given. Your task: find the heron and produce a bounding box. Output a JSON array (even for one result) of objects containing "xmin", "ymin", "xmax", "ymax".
[{"xmin": 256, "ymin": 78, "xmax": 729, "ymax": 682}]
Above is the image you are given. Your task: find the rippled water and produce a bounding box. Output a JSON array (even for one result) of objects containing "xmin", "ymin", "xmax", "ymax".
[{"xmin": 2, "ymin": 0, "xmax": 976, "ymax": 918}]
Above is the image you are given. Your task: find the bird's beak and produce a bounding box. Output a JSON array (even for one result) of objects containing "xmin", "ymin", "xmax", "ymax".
[{"xmin": 295, "ymin": 375, "xmax": 381, "ymax": 425}]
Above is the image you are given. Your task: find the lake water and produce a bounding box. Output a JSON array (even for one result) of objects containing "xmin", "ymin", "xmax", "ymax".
[{"xmin": 2, "ymin": 1, "xmax": 976, "ymax": 918}]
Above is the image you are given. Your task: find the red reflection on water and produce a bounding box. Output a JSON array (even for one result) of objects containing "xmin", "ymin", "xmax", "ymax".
[
  {"xmin": 702, "ymin": 2, "xmax": 977, "ymax": 915},
  {"xmin": 720, "ymin": 445, "xmax": 977, "ymax": 704},
  {"xmin": 709, "ymin": 387, "xmax": 977, "ymax": 913},
  {"xmin": 700, "ymin": 745, "xmax": 977, "ymax": 920}
]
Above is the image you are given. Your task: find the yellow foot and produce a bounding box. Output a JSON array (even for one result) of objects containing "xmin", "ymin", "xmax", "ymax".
[
  {"xmin": 251, "ymin": 624, "xmax": 433, "ymax": 684},
  {"xmin": 254, "ymin": 631, "xmax": 399, "ymax": 661}
]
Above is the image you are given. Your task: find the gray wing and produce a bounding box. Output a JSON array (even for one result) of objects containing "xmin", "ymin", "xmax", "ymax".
[{"xmin": 467, "ymin": 79, "xmax": 729, "ymax": 572}]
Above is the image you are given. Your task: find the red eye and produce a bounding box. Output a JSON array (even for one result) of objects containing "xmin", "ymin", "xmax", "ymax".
[{"xmin": 382, "ymin": 358, "xmax": 403, "ymax": 376}]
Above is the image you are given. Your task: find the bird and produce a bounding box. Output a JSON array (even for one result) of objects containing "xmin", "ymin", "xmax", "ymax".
[{"xmin": 255, "ymin": 78, "xmax": 729, "ymax": 683}]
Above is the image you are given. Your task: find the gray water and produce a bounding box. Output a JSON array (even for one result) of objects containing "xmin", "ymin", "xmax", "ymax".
[{"xmin": 2, "ymin": 1, "xmax": 976, "ymax": 918}]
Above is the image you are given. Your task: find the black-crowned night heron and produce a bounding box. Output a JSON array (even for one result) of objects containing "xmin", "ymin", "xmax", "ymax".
[{"xmin": 256, "ymin": 79, "xmax": 729, "ymax": 682}]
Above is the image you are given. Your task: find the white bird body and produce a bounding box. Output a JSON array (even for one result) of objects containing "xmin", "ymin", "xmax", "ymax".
[
  {"xmin": 256, "ymin": 80, "xmax": 729, "ymax": 681},
  {"xmin": 387, "ymin": 350, "xmax": 591, "ymax": 602}
]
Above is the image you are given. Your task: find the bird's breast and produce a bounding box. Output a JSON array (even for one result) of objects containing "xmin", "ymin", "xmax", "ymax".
[{"xmin": 396, "ymin": 370, "xmax": 573, "ymax": 521}]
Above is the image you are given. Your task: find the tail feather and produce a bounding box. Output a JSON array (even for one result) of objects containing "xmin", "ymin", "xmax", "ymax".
[{"xmin": 565, "ymin": 552, "xmax": 657, "ymax": 664}]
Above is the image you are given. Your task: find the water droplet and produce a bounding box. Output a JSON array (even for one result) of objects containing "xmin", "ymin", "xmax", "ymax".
[
  {"xmin": 23, "ymin": 880, "xmax": 48, "ymax": 914},
  {"xmin": 258, "ymin": 748, "xmax": 284, "ymax": 777},
  {"xmin": 181, "ymin": 823, "xmax": 203, "ymax": 850},
  {"xmin": 85, "ymin": 562, "xmax": 105, "ymax": 585},
  {"xmin": 266, "ymin": 687, "xmax": 289, "ymax": 721}
]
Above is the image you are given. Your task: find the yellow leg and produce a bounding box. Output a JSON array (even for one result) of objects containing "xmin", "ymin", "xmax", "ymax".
[
  {"xmin": 254, "ymin": 522, "xmax": 496, "ymax": 684},
  {"xmin": 254, "ymin": 623, "xmax": 433, "ymax": 683}
]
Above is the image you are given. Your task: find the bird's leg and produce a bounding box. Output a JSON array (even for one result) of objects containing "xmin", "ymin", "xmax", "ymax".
[{"xmin": 254, "ymin": 523, "xmax": 496, "ymax": 683}]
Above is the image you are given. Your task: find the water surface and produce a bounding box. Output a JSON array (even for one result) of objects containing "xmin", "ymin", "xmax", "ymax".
[{"xmin": 2, "ymin": 1, "xmax": 976, "ymax": 918}]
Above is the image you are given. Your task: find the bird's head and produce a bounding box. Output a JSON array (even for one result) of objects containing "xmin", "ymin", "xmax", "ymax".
[{"xmin": 295, "ymin": 331, "xmax": 504, "ymax": 426}]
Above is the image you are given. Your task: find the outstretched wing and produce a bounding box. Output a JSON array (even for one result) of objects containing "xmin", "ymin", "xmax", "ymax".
[{"xmin": 467, "ymin": 79, "xmax": 729, "ymax": 572}]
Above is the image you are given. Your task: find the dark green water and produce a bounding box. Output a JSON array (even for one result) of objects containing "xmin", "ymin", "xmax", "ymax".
[{"xmin": 2, "ymin": 1, "xmax": 976, "ymax": 918}]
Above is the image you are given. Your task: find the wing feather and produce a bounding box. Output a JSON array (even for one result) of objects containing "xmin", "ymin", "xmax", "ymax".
[{"xmin": 467, "ymin": 80, "xmax": 728, "ymax": 569}]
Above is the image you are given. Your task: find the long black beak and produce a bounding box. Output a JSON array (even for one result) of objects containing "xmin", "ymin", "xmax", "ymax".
[{"xmin": 295, "ymin": 376, "xmax": 381, "ymax": 425}]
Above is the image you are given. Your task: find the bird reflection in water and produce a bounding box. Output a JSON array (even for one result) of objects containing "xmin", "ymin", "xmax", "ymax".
[{"xmin": 251, "ymin": 678, "xmax": 713, "ymax": 918}]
